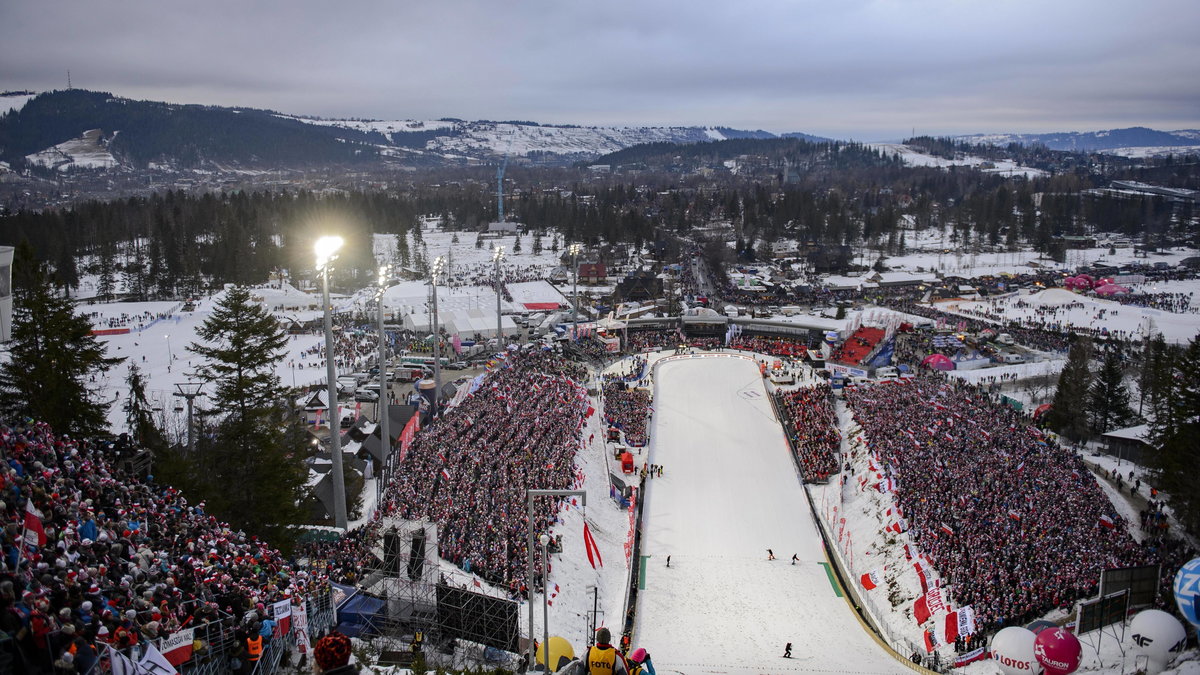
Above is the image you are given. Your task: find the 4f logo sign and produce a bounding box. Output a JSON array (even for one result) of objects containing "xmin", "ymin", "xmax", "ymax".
[{"xmin": 1132, "ymin": 633, "xmax": 1153, "ymax": 647}]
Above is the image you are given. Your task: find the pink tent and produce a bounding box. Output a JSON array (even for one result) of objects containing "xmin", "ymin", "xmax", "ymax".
[
  {"xmin": 1093, "ymin": 283, "xmax": 1130, "ymax": 296},
  {"xmin": 921, "ymin": 353, "xmax": 956, "ymax": 371}
]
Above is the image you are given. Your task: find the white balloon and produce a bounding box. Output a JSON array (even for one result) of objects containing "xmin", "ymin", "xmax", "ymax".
[
  {"xmin": 991, "ymin": 626, "xmax": 1043, "ymax": 675},
  {"xmin": 1129, "ymin": 609, "xmax": 1187, "ymax": 673}
]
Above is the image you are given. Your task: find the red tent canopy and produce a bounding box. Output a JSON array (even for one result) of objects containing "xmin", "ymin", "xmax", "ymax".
[{"xmin": 921, "ymin": 353, "xmax": 956, "ymax": 371}]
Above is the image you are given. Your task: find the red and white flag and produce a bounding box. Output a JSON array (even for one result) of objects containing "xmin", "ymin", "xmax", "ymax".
[
  {"xmin": 939, "ymin": 523, "xmax": 955, "ymax": 537},
  {"xmin": 23, "ymin": 500, "xmax": 46, "ymax": 548},
  {"xmin": 923, "ymin": 606, "xmax": 976, "ymax": 652},
  {"xmin": 272, "ymin": 599, "xmax": 292, "ymax": 636},
  {"xmin": 582, "ymin": 521, "xmax": 603, "ymax": 569},
  {"xmin": 861, "ymin": 569, "xmax": 883, "ymax": 591},
  {"xmin": 159, "ymin": 628, "xmax": 194, "ymax": 667},
  {"xmin": 1099, "ymin": 514, "xmax": 1116, "ymax": 529},
  {"xmin": 1008, "ymin": 510, "xmax": 1022, "ymax": 522},
  {"xmin": 440, "ymin": 468, "xmax": 451, "ymax": 481},
  {"xmin": 913, "ymin": 586, "xmax": 946, "ymax": 625}
]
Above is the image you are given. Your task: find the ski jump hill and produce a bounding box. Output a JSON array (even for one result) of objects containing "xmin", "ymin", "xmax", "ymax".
[{"xmin": 634, "ymin": 354, "xmax": 907, "ymax": 674}]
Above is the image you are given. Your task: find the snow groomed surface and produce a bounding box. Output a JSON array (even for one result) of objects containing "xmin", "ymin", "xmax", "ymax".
[{"xmin": 635, "ymin": 355, "xmax": 906, "ymax": 674}]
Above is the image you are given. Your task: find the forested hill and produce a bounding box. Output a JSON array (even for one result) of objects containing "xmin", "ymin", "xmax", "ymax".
[
  {"xmin": 590, "ymin": 137, "xmax": 901, "ymax": 170},
  {"xmin": 0, "ymin": 90, "xmax": 382, "ymax": 169}
]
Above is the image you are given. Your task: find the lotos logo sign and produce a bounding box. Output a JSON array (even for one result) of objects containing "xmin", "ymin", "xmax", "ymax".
[{"xmin": 991, "ymin": 650, "xmax": 1032, "ymax": 671}]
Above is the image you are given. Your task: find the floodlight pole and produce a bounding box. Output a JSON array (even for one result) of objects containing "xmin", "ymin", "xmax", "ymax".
[
  {"xmin": 494, "ymin": 245, "xmax": 505, "ymax": 346},
  {"xmin": 526, "ymin": 489, "xmax": 586, "ymax": 670},
  {"xmin": 377, "ymin": 266, "xmax": 391, "ymax": 502},
  {"xmin": 541, "ymin": 534, "xmax": 551, "ymax": 671},
  {"xmin": 317, "ymin": 236, "xmax": 348, "ymax": 530},
  {"xmin": 569, "ymin": 244, "xmax": 582, "ymax": 341},
  {"xmin": 431, "ymin": 256, "xmax": 444, "ymax": 417}
]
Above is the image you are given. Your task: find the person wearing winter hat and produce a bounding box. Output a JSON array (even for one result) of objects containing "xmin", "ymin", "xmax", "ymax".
[
  {"xmin": 625, "ymin": 647, "xmax": 655, "ymax": 675},
  {"xmin": 312, "ymin": 631, "xmax": 355, "ymax": 674},
  {"xmin": 584, "ymin": 627, "xmax": 628, "ymax": 675}
]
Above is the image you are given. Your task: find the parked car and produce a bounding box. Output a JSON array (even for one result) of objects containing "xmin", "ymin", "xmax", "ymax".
[
  {"xmin": 354, "ymin": 388, "xmax": 379, "ymax": 402},
  {"xmin": 446, "ymin": 361, "xmax": 469, "ymax": 370}
]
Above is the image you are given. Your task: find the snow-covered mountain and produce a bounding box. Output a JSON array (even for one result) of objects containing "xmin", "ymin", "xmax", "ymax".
[
  {"xmin": 284, "ymin": 115, "xmax": 826, "ymax": 161},
  {"xmin": 955, "ymin": 126, "xmax": 1200, "ymax": 154}
]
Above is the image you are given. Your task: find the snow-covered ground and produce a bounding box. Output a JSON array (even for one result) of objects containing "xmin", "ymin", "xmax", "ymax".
[
  {"xmin": 25, "ymin": 128, "xmax": 119, "ymax": 171},
  {"xmin": 637, "ymin": 355, "xmax": 905, "ymax": 674},
  {"xmin": 868, "ymin": 143, "xmax": 1047, "ymax": 178},
  {"xmin": 944, "ymin": 287, "xmax": 1200, "ymax": 344}
]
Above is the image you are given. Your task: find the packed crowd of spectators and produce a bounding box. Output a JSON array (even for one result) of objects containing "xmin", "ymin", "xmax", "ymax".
[
  {"xmin": 382, "ymin": 350, "xmax": 590, "ymax": 592},
  {"xmin": 0, "ymin": 421, "xmax": 321, "ymax": 673},
  {"xmin": 841, "ymin": 376, "xmax": 1193, "ymax": 635},
  {"xmin": 602, "ymin": 382, "xmax": 652, "ymax": 447},
  {"xmin": 1108, "ymin": 290, "xmax": 1195, "ymax": 314},
  {"xmin": 624, "ymin": 330, "xmax": 683, "ymax": 352},
  {"xmin": 776, "ymin": 384, "xmax": 839, "ymax": 482},
  {"xmin": 80, "ymin": 309, "xmax": 178, "ymax": 331},
  {"xmin": 726, "ymin": 335, "xmax": 811, "ymax": 358},
  {"xmin": 885, "ymin": 300, "xmax": 1073, "ymax": 353}
]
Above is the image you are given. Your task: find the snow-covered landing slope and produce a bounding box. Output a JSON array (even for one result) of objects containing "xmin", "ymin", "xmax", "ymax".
[{"xmin": 635, "ymin": 356, "xmax": 905, "ymax": 674}]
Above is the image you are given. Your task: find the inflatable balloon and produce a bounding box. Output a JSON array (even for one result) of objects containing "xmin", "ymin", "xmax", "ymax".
[
  {"xmin": 1173, "ymin": 557, "xmax": 1200, "ymax": 630},
  {"xmin": 1129, "ymin": 609, "xmax": 1187, "ymax": 673},
  {"xmin": 1034, "ymin": 627, "xmax": 1081, "ymax": 675},
  {"xmin": 536, "ymin": 636, "xmax": 575, "ymax": 672},
  {"xmin": 991, "ymin": 626, "xmax": 1042, "ymax": 675},
  {"xmin": 1026, "ymin": 620, "xmax": 1057, "ymax": 635}
]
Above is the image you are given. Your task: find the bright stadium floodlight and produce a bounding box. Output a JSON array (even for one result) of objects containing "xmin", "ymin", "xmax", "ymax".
[
  {"xmin": 317, "ymin": 234, "xmax": 347, "ymax": 530},
  {"xmin": 314, "ymin": 235, "xmax": 344, "ymax": 271}
]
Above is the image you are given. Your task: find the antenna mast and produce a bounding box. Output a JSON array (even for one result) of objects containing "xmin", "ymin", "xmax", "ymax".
[{"xmin": 67, "ymin": 70, "xmax": 71, "ymax": 90}]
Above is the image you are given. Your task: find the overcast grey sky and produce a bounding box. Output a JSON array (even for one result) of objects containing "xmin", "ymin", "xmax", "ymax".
[{"xmin": 2, "ymin": 0, "xmax": 1197, "ymax": 139}]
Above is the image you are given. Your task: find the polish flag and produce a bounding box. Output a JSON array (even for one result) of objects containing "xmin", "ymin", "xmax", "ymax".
[
  {"xmin": 861, "ymin": 569, "xmax": 883, "ymax": 591},
  {"xmin": 24, "ymin": 501, "xmax": 46, "ymax": 548},
  {"xmin": 923, "ymin": 606, "xmax": 976, "ymax": 652},
  {"xmin": 1099, "ymin": 514, "xmax": 1116, "ymax": 529},
  {"xmin": 582, "ymin": 522, "xmax": 603, "ymax": 568},
  {"xmin": 440, "ymin": 468, "xmax": 451, "ymax": 481},
  {"xmin": 939, "ymin": 523, "xmax": 955, "ymax": 537},
  {"xmin": 1008, "ymin": 510, "xmax": 1021, "ymax": 521}
]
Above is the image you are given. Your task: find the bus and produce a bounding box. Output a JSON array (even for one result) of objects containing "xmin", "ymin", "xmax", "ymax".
[{"xmin": 400, "ymin": 355, "xmax": 450, "ymax": 368}]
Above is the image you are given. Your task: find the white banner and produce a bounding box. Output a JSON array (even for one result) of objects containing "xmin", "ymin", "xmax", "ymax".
[{"xmin": 293, "ymin": 604, "xmax": 311, "ymax": 654}]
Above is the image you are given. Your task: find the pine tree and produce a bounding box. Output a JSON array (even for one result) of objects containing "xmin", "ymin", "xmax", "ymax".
[
  {"xmin": 1087, "ymin": 349, "xmax": 1134, "ymax": 434},
  {"xmin": 0, "ymin": 259, "xmax": 123, "ymax": 436},
  {"xmin": 186, "ymin": 286, "xmax": 306, "ymax": 547},
  {"xmin": 125, "ymin": 363, "xmax": 168, "ymax": 451},
  {"xmin": 1145, "ymin": 336, "xmax": 1200, "ymax": 537},
  {"xmin": 1046, "ymin": 337, "xmax": 1093, "ymax": 442}
]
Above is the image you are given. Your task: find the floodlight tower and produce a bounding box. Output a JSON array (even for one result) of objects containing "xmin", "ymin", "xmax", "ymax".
[
  {"xmin": 376, "ymin": 264, "xmax": 391, "ymax": 500},
  {"xmin": 430, "ymin": 256, "xmax": 445, "ymax": 416},
  {"xmin": 493, "ymin": 245, "xmax": 506, "ymax": 345},
  {"xmin": 315, "ymin": 235, "xmax": 348, "ymax": 530},
  {"xmin": 568, "ymin": 243, "xmax": 583, "ymax": 340}
]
